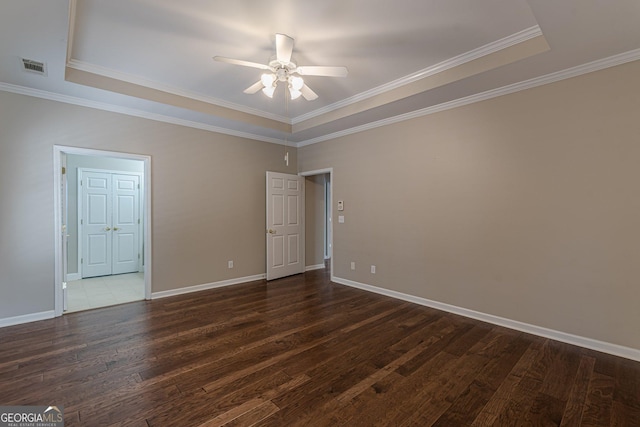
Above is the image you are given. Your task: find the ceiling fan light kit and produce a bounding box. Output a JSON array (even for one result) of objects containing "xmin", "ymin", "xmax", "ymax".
[{"xmin": 214, "ymin": 33, "xmax": 348, "ymax": 101}]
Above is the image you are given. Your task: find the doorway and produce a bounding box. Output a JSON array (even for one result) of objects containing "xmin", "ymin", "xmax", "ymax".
[
  {"xmin": 53, "ymin": 146, "xmax": 152, "ymax": 316},
  {"xmin": 301, "ymin": 168, "xmax": 333, "ymax": 278}
]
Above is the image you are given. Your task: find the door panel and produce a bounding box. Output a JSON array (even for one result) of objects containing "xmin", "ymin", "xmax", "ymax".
[
  {"xmin": 82, "ymin": 172, "xmax": 112, "ymax": 278},
  {"xmin": 288, "ymin": 195, "xmax": 299, "ymax": 224},
  {"xmin": 266, "ymin": 172, "xmax": 304, "ymax": 280},
  {"xmin": 87, "ymin": 234, "xmax": 109, "ymax": 266},
  {"xmin": 272, "ymin": 235, "xmax": 285, "ymax": 267},
  {"xmin": 112, "ymin": 174, "xmax": 139, "ymax": 274},
  {"xmin": 288, "ymin": 234, "xmax": 299, "ymax": 264}
]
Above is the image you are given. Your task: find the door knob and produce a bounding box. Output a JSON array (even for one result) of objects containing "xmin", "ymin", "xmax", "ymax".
[
  {"xmin": 267, "ymin": 229, "xmax": 276, "ymax": 234},
  {"xmin": 104, "ymin": 227, "xmax": 111, "ymax": 231},
  {"xmin": 113, "ymin": 227, "xmax": 120, "ymax": 231}
]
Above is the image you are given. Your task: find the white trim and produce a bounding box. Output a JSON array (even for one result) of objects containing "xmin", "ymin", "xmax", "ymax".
[
  {"xmin": 299, "ymin": 168, "xmax": 333, "ymax": 177},
  {"xmin": 305, "ymin": 264, "xmax": 326, "ymax": 272},
  {"xmin": 54, "ymin": 146, "xmax": 153, "ymax": 316},
  {"xmin": 151, "ymin": 274, "xmax": 266, "ymax": 299},
  {"xmin": 292, "ymin": 26, "xmax": 543, "ymax": 124},
  {"xmin": 66, "ymin": 59, "xmax": 291, "ymax": 124},
  {"xmin": 53, "ymin": 149, "xmax": 64, "ymax": 316},
  {"xmin": 4, "ymin": 48, "xmax": 640, "ymax": 149},
  {"xmin": 66, "ymin": 272, "xmax": 81, "ymax": 282},
  {"xmin": 0, "ymin": 311, "xmax": 55, "ymax": 328},
  {"xmin": 66, "ymin": 0, "xmax": 77, "ymax": 64},
  {"xmin": 297, "ymin": 48, "xmax": 640, "ymax": 147},
  {"xmin": 331, "ymin": 276, "xmax": 640, "ymax": 362},
  {"xmin": 0, "ymin": 83, "xmax": 287, "ymax": 146}
]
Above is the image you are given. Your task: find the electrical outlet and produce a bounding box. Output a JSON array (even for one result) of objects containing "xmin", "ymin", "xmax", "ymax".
[
  {"xmin": 351, "ymin": 261, "xmax": 355, "ymax": 270},
  {"xmin": 228, "ymin": 260, "xmax": 233, "ymax": 269},
  {"xmin": 371, "ymin": 265, "xmax": 376, "ymax": 274}
]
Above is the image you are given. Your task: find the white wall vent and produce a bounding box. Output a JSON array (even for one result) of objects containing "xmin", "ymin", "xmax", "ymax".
[{"xmin": 21, "ymin": 58, "xmax": 47, "ymax": 75}]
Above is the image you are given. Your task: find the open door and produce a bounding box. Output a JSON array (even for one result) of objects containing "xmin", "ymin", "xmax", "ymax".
[
  {"xmin": 61, "ymin": 154, "xmax": 68, "ymax": 311},
  {"xmin": 266, "ymin": 171, "xmax": 304, "ymax": 280}
]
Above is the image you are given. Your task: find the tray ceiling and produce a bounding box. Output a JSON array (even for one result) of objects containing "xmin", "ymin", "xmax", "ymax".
[{"xmin": 1, "ymin": 0, "xmax": 640, "ymax": 145}]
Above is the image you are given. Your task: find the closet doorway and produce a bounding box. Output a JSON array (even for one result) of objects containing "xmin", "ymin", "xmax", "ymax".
[{"xmin": 79, "ymin": 169, "xmax": 142, "ymax": 278}]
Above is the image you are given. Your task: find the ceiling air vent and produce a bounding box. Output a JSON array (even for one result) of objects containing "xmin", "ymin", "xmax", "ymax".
[{"xmin": 21, "ymin": 58, "xmax": 47, "ymax": 76}]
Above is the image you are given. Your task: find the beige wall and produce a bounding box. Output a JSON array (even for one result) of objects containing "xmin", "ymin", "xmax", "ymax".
[
  {"xmin": 298, "ymin": 60, "xmax": 640, "ymax": 350},
  {"xmin": 0, "ymin": 91, "xmax": 296, "ymax": 319},
  {"xmin": 305, "ymin": 174, "xmax": 326, "ymax": 267}
]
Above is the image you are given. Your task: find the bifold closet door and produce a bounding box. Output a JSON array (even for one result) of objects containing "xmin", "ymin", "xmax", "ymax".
[{"xmin": 81, "ymin": 172, "xmax": 140, "ymax": 278}]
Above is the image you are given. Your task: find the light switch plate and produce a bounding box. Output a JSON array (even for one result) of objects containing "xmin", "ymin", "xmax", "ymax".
[
  {"xmin": 338, "ymin": 215, "xmax": 345, "ymax": 223},
  {"xmin": 337, "ymin": 200, "xmax": 344, "ymax": 211}
]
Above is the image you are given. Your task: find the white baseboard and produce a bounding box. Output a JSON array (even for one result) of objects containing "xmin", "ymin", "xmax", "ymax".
[
  {"xmin": 331, "ymin": 276, "xmax": 640, "ymax": 362},
  {"xmin": 0, "ymin": 310, "xmax": 55, "ymax": 328},
  {"xmin": 151, "ymin": 274, "xmax": 266, "ymax": 300},
  {"xmin": 305, "ymin": 264, "xmax": 326, "ymax": 272},
  {"xmin": 66, "ymin": 272, "xmax": 81, "ymax": 282}
]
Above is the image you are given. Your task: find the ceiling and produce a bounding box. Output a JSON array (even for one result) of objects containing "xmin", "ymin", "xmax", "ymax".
[{"xmin": 1, "ymin": 0, "xmax": 640, "ymax": 146}]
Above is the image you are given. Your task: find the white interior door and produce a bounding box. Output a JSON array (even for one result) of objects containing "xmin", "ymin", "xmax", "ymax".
[
  {"xmin": 112, "ymin": 174, "xmax": 140, "ymax": 274},
  {"xmin": 61, "ymin": 155, "xmax": 68, "ymax": 311},
  {"xmin": 266, "ymin": 171, "xmax": 305, "ymax": 280},
  {"xmin": 81, "ymin": 171, "xmax": 140, "ymax": 278},
  {"xmin": 82, "ymin": 171, "xmax": 112, "ymax": 278}
]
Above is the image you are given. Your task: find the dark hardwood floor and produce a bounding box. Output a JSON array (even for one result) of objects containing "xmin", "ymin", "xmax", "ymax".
[{"xmin": 1, "ymin": 267, "xmax": 639, "ymax": 426}]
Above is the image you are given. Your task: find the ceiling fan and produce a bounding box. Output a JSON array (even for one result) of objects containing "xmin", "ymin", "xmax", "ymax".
[{"xmin": 214, "ymin": 34, "xmax": 348, "ymax": 101}]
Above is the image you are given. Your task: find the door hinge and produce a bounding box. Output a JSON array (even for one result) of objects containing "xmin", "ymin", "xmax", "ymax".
[
  {"xmin": 61, "ymin": 167, "xmax": 66, "ymax": 175},
  {"xmin": 81, "ymin": 219, "xmax": 83, "ymax": 225},
  {"xmin": 81, "ymin": 258, "xmax": 83, "ymax": 264},
  {"xmin": 138, "ymin": 254, "xmax": 140, "ymax": 259},
  {"xmin": 138, "ymin": 219, "xmax": 140, "ymax": 224},
  {"xmin": 80, "ymin": 179, "xmax": 83, "ymax": 186},
  {"xmin": 138, "ymin": 184, "xmax": 140, "ymax": 189}
]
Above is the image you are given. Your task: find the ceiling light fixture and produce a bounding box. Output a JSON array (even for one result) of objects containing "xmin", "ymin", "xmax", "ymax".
[
  {"xmin": 262, "ymin": 85, "xmax": 276, "ymax": 98},
  {"xmin": 258, "ymin": 70, "xmax": 305, "ymax": 100},
  {"xmin": 260, "ymin": 73, "xmax": 276, "ymax": 98},
  {"xmin": 288, "ymin": 75, "xmax": 304, "ymax": 100},
  {"xmin": 214, "ymin": 33, "xmax": 348, "ymax": 102}
]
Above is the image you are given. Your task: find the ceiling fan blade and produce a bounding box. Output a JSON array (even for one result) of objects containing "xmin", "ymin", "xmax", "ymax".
[
  {"xmin": 296, "ymin": 66, "xmax": 348, "ymax": 77},
  {"xmin": 213, "ymin": 56, "xmax": 271, "ymax": 70},
  {"xmin": 243, "ymin": 80, "xmax": 264, "ymax": 94},
  {"xmin": 275, "ymin": 33, "xmax": 294, "ymax": 64},
  {"xmin": 300, "ymin": 84, "xmax": 318, "ymax": 101}
]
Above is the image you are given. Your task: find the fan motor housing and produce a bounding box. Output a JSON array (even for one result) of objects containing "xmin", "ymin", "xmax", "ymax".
[{"xmin": 269, "ymin": 59, "xmax": 297, "ymax": 81}]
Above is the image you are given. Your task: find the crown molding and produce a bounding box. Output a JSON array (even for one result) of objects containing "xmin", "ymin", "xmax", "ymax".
[
  {"xmin": 0, "ymin": 82, "xmax": 287, "ymax": 145},
  {"xmin": 292, "ymin": 25, "xmax": 543, "ymax": 125},
  {"xmin": 296, "ymin": 48, "xmax": 640, "ymax": 147},
  {"xmin": 66, "ymin": 59, "xmax": 291, "ymax": 124},
  {"xmin": 4, "ymin": 48, "xmax": 639, "ymax": 149}
]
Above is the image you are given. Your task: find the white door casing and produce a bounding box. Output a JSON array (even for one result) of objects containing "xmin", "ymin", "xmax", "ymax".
[
  {"xmin": 54, "ymin": 145, "xmax": 152, "ymax": 317},
  {"xmin": 266, "ymin": 172, "xmax": 305, "ymax": 280},
  {"xmin": 80, "ymin": 170, "xmax": 140, "ymax": 278}
]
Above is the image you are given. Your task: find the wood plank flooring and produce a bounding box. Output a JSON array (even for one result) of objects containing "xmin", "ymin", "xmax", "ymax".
[{"xmin": 1, "ymin": 267, "xmax": 639, "ymax": 426}]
